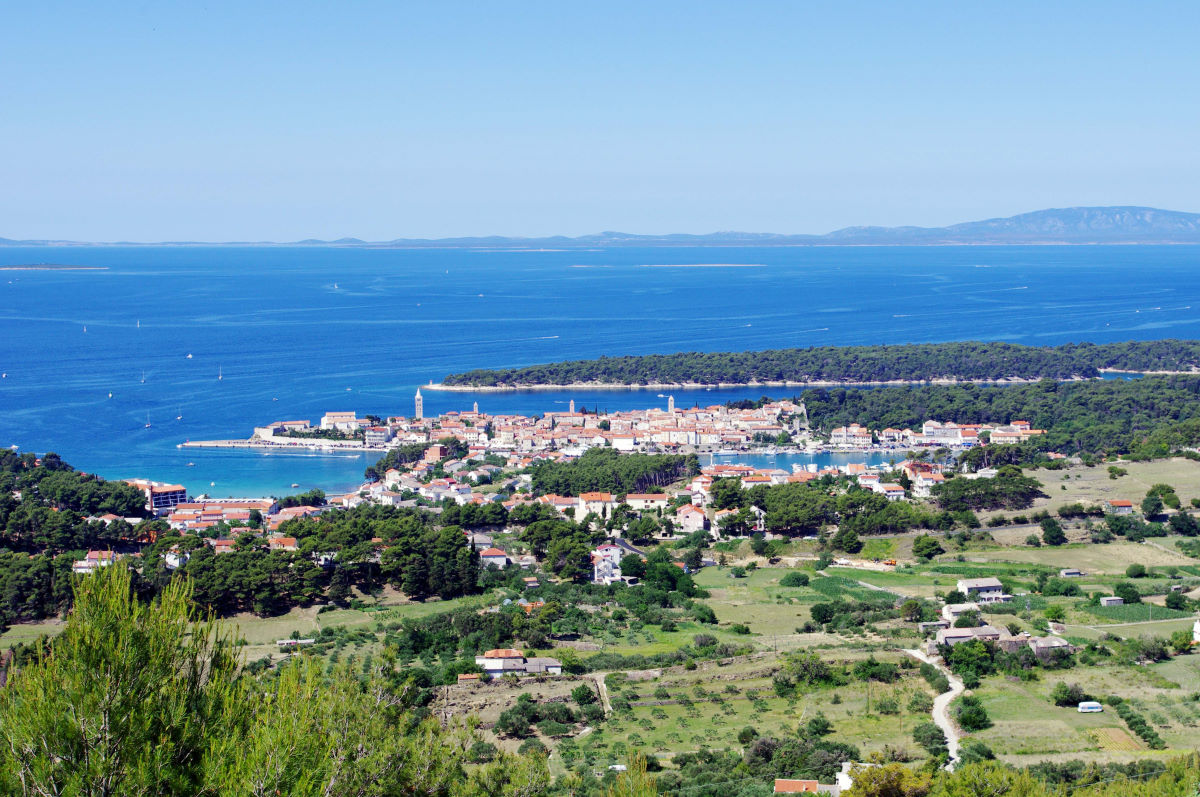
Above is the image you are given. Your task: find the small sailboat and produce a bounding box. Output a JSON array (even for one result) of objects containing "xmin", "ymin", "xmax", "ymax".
[
  {"xmin": 186, "ymin": 462, "xmax": 195, "ymax": 467},
  {"xmin": 144, "ymin": 413, "xmax": 152, "ymax": 429},
  {"xmin": 108, "ymin": 391, "xmax": 113, "ymax": 398},
  {"xmin": 186, "ymin": 353, "xmax": 192, "ymax": 359},
  {"xmin": 291, "ymin": 483, "xmax": 300, "ymax": 488},
  {"xmin": 217, "ymin": 366, "xmax": 223, "ymax": 381},
  {"xmin": 176, "ymin": 406, "xmax": 182, "ymax": 421},
  {"xmin": 83, "ymin": 326, "xmax": 87, "ymax": 332},
  {"xmin": 140, "ymin": 370, "xmax": 146, "ymax": 384},
  {"xmin": 136, "ymin": 319, "xmax": 140, "ymax": 328}
]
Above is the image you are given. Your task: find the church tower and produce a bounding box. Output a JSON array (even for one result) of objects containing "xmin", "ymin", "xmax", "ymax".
[
  {"xmin": 668, "ymin": 395, "xmax": 675, "ymax": 413},
  {"xmin": 473, "ymin": 400, "xmax": 479, "ymax": 414},
  {"xmin": 569, "ymin": 399, "xmax": 576, "ymax": 414},
  {"xmin": 414, "ymin": 388, "xmax": 424, "ymax": 420}
]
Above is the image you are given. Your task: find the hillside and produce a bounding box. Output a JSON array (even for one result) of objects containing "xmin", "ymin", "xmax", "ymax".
[{"xmin": 5, "ymin": 206, "xmax": 1200, "ymax": 248}]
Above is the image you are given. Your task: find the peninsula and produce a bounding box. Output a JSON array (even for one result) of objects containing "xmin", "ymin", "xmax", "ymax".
[{"xmin": 437, "ymin": 339, "xmax": 1200, "ymax": 389}]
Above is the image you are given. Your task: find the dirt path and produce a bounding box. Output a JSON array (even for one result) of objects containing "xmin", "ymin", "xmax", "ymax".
[
  {"xmin": 905, "ymin": 649, "xmax": 964, "ymax": 770},
  {"xmin": 593, "ymin": 672, "xmax": 612, "ymax": 716}
]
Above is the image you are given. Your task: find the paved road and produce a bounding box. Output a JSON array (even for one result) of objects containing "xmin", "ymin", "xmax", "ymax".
[{"xmin": 905, "ymin": 649, "xmax": 965, "ymax": 770}]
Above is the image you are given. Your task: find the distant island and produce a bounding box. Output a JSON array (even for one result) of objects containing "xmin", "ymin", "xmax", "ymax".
[
  {"xmin": 4, "ymin": 206, "xmax": 1200, "ymax": 248},
  {"xmin": 437, "ymin": 340, "xmax": 1200, "ymax": 389},
  {"xmin": 0, "ymin": 264, "xmax": 107, "ymax": 270}
]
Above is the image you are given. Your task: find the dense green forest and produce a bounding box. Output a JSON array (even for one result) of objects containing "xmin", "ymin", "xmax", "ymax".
[
  {"xmin": 530, "ymin": 448, "xmax": 699, "ymax": 496},
  {"xmin": 798, "ymin": 375, "xmax": 1200, "ymax": 457},
  {"xmin": 441, "ymin": 340, "xmax": 1200, "ymax": 386}
]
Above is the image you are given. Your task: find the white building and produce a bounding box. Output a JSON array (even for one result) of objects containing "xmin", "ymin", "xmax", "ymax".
[
  {"xmin": 957, "ymin": 577, "xmax": 1010, "ymax": 604},
  {"xmin": 829, "ymin": 424, "xmax": 872, "ymax": 448},
  {"xmin": 72, "ymin": 550, "xmax": 118, "ymax": 575},
  {"xmin": 592, "ymin": 543, "xmax": 624, "ymax": 584},
  {"xmin": 320, "ymin": 411, "xmax": 361, "ymax": 432},
  {"xmin": 480, "ymin": 547, "xmax": 509, "ymax": 569},
  {"xmin": 624, "ymin": 493, "xmax": 669, "ymax": 512}
]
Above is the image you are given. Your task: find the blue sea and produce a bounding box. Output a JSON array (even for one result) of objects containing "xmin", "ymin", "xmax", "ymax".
[{"xmin": 2, "ymin": 244, "xmax": 1198, "ymax": 496}]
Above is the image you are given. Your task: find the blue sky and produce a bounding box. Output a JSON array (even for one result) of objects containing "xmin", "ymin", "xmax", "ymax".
[{"xmin": 2, "ymin": 1, "xmax": 1197, "ymax": 240}]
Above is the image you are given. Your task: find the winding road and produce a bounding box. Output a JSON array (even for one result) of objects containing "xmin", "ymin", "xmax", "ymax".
[{"xmin": 905, "ymin": 649, "xmax": 965, "ymax": 770}]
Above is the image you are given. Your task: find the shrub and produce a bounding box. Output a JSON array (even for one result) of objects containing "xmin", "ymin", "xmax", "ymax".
[
  {"xmin": 876, "ymin": 696, "xmax": 900, "ymax": 715},
  {"xmin": 1126, "ymin": 563, "xmax": 1148, "ymax": 578},
  {"xmin": 494, "ymin": 707, "xmax": 531, "ymax": 737},
  {"xmin": 913, "ymin": 721, "xmax": 948, "ymax": 757},
  {"xmin": 730, "ymin": 624, "xmax": 751, "ymax": 635},
  {"xmin": 1051, "ymin": 682, "xmax": 1093, "ymax": 707},
  {"xmin": 537, "ymin": 719, "xmax": 572, "ymax": 737},
  {"xmin": 958, "ymin": 739, "xmax": 996, "ymax": 764},
  {"xmin": 517, "ymin": 738, "xmax": 548, "ymax": 757},
  {"xmin": 780, "ymin": 571, "xmax": 810, "ymax": 587},
  {"xmin": 806, "ymin": 713, "xmax": 833, "ymax": 736},
  {"xmin": 468, "ymin": 740, "xmax": 497, "ymax": 763},
  {"xmin": 571, "ymin": 684, "xmax": 597, "ymax": 705},
  {"xmin": 908, "ymin": 691, "xmax": 934, "ymax": 713},
  {"xmin": 956, "ymin": 695, "xmax": 992, "ymax": 731}
]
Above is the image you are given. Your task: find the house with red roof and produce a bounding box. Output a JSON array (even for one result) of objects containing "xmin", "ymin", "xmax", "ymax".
[{"xmin": 479, "ymin": 547, "xmax": 509, "ymax": 569}]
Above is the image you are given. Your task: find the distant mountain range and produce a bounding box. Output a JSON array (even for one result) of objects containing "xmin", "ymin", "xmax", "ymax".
[{"xmin": 5, "ymin": 206, "xmax": 1200, "ymax": 248}]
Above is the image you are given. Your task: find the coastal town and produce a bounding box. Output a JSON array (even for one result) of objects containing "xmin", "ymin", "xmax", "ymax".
[{"xmin": 184, "ymin": 389, "xmax": 1050, "ymax": 457}]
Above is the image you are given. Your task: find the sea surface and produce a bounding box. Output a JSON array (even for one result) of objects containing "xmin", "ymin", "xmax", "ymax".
[{"xmin": 2, "ymin": 244, "xmax": 1198, "ymax": 496}]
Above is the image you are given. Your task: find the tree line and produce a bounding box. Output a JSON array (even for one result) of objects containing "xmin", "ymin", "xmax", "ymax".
[{"xmin": 441, "ymin": 339, "xmax": 1200, "ymax": 386}]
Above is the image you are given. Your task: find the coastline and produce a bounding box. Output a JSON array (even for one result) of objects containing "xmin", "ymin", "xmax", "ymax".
[
  {"xmin": 425, "ymin": 376, "xmax": 1075, "ymax": 393},
  {"xmin": 180, "ymin": 438, "xmax": 384, "ymax": 453},
  {"xmin": 427, "ymin": 369, "xmax": 1197, "ymax": 393}
]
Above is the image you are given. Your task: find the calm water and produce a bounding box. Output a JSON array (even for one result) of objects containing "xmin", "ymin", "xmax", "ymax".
[{"xmin": 1, "ymin": 245, "xmax": 1197, "ymax": 496}]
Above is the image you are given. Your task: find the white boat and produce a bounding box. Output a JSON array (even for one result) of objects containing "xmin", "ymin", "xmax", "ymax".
[
  {"xmin": 144, "ymin": 413, "xmax": 152, "ymax": 429},
  {"xmin": 141, "ymin": 370, "xmax": 146, "ymax": 384},
  {"xmin": 218, "ymin": 366, "xmax": 223, "ymax": 381},
  {"xmin": 186, "ymin": 353, "xmax": 192, "ymax": 359},
  {"xmin": 291, "ymin": 483, "xmax": 300, "ymax": 488},
  {"xmin": 186, "ymin": 462, "xmax": 195, "ymax": 467}
]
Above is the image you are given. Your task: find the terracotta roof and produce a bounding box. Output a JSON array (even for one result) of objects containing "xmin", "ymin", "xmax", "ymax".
[
  {"xmin": 479, "ymin": 547, "xmax": 507, "ymax": 557},
  {"xmin": 482, "ymin": 648, "xmax": 524, "ymax": 659},
  {"xmin": 773, "ymin": 779, "xmax": 819, "ymax": 793}
]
